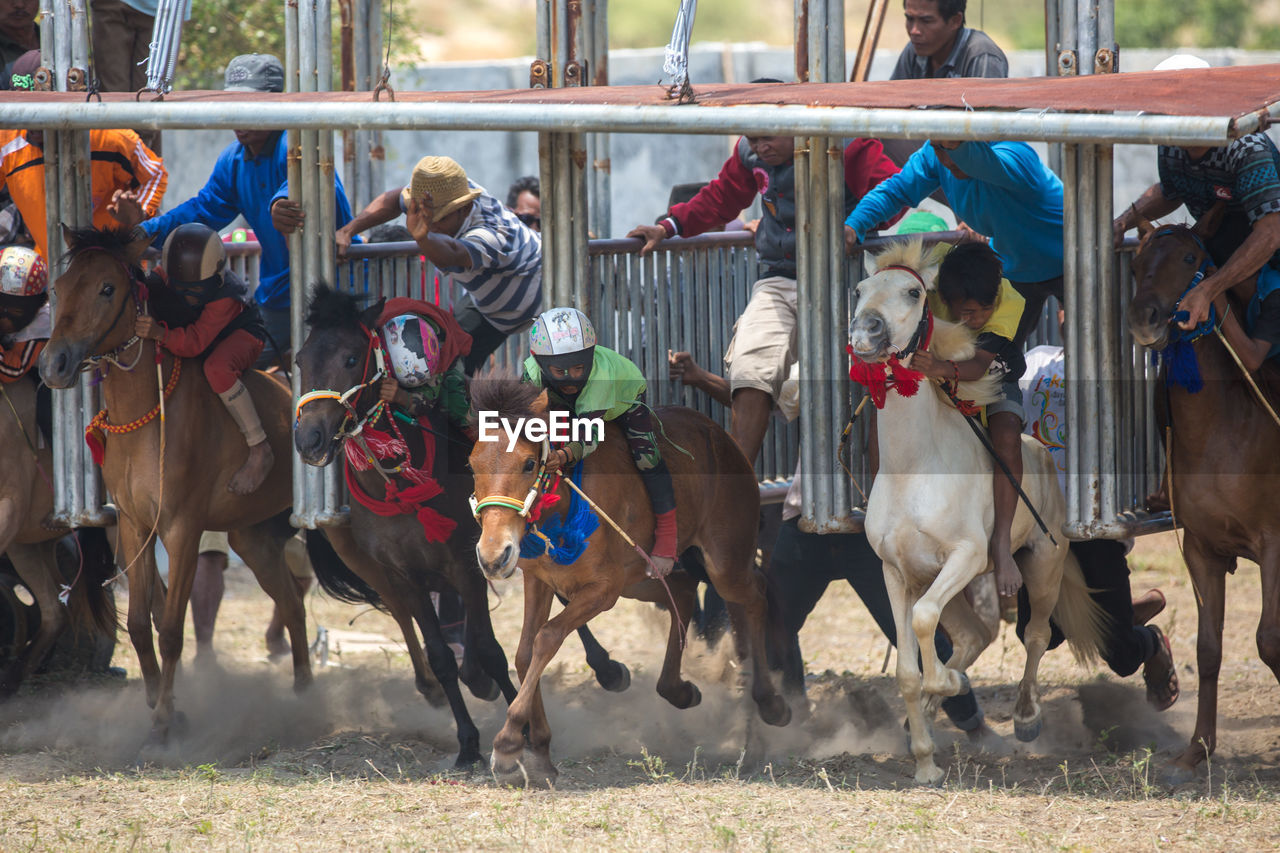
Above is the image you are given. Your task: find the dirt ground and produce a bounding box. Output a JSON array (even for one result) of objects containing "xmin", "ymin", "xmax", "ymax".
[{"xmin": 2, "ymin": 531, "xmax": 1279, "ymax": 851}]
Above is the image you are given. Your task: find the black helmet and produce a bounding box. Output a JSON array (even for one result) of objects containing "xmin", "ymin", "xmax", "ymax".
[{"xmin": 161, "ymin": 223, "xmax": 226, "ymax": 306}]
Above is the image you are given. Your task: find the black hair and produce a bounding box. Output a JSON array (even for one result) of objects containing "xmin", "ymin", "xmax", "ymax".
[
  {"xmin": 367, "ymin": 223, "xmax": 413, "ymax": 244},
  {"xmin": 506, "ymin": 175, "xmax": 540, "ymax": 208},
  {"xmin": 910, "ymin": 0, "xmax": 965, "ymax": 22},
  {"xmin": 937, "ymin": 241, "xmax": 1002, "ymax": 307},
  {"xmin": 750, "ymin": 77, "xmax": 785, "ymax": 84}
]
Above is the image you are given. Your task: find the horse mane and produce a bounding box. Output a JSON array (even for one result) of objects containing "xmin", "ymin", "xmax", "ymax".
[
  {"xmin": 871, "ymin": 237, "xmax": 946, "ymax": 289},
  {"xmin": 61, "ymin": 225, "xmax": 137, "ymax": 264},
  {"xmin": 305, "ymin": 283, "xmax": 368, "ymax": 330},
  {"xmin": 469, "ymin": 374, "xmax": 542, "ymax": 422}
]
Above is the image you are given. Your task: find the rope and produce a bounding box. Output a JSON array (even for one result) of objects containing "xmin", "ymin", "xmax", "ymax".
[
  {"xmin": 1213, "ymin": 326, "xmax": 1280, "ymax": 431},
  {"xmin": 141, "ymin": 0, "xmax": 187, "ymax": 96},
  {"xmin": 661, "ymin": 0, "xmax": 698, "ymax": 101}
]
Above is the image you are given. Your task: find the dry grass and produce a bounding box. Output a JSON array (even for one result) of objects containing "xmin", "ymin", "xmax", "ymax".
[{"xmin": 3, "ymin": 531, "xmax": 1280, "ymax": 851}]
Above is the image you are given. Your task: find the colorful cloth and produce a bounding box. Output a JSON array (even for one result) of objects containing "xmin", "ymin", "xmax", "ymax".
[{"xmin": 1019, "ymin": 345, "xmax": 1067, "ymax": 492}]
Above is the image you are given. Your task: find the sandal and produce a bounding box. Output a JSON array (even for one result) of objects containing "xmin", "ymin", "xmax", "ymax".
[{"xmin": 1143, "ymin": 625, "xmax": 1179, "ymax": 711}]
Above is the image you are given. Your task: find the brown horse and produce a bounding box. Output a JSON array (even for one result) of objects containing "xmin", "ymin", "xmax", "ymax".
[
  {"xmin": 469, "ymin": 378, "xmax": 789, "ymax": 786},
  {"xmin": 0, "ymin": 376, "xmax": 116, "ymax": 694},
  {"xmin": 1127, "ymin": 212, "xmax": 1280, "ymax": 783},
  {"xmin": 39, "ymin": 226, "xmax": 311, "ymax": 747}
]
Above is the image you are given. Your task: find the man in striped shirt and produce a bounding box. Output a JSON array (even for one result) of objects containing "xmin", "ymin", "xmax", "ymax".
[{"xmin": 337, "ymin": 156, "xmax": 542, "ymax": 374}]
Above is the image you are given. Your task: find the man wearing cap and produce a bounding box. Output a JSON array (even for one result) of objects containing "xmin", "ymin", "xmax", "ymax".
[
  {"xmin": 1115, "ymin": 56, "xmax": 1280, "ymax": 370},
  {"xmin": 109, "ymin": 53, "xmax": 357, "ymax": 367},
  {"xmin": 0, "ymin": 52, "xmax": 167, "ymax": 262},
  {"xmin": 336, "ymin": 156, "xmax": 542, "ymax": 374}
]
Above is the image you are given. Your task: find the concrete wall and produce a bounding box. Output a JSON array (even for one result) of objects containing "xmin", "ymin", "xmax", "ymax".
[{"xmin": 156, "ymin": 47, "xmax": 1280, "ymax": 238}]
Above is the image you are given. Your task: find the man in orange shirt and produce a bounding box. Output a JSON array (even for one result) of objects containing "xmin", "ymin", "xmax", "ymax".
[{"xmin": 0, "ymin": 52, "xmax": 167, "ymax": 260}]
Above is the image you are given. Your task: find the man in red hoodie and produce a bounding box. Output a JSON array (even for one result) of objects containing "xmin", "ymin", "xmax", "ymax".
[{"xmin": 628, "ymin": 103, "xmax": 900, "ymax": 464}]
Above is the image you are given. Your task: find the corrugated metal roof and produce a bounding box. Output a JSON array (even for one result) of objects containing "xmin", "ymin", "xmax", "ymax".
[{"xmin": 3, "ymin": 64, "xmax": 1276, "ymax": 120}]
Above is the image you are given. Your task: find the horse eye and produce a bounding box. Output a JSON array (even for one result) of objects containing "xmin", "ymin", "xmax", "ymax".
[
  {"xmin": 522, "ymin": 458, "xmax": 536, "ymax": 473},
  {"xmin": 100, "ymin": 283, "xmax": 114, "ymax": 297},
  {"xmin": 345, "ymin": 355, "xmax": 358, "ymax": 368},
  {"xmin": 908, "ymin": 288, "xmax": 921, "ymax": 300}
]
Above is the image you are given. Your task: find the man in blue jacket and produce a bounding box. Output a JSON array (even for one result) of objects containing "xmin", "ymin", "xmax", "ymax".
[
  {"xmin": 844, "ymin": 139, "xmax": 1064, "ymax": 345},
  {"xmin": 110, "ymin": 53, "xmax": 357, "ymax": 366}
]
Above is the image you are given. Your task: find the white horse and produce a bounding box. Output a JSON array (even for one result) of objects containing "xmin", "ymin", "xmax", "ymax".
[{"xmin": 849, "ymin": 239, "xmax": 1106, "ymax": 785}]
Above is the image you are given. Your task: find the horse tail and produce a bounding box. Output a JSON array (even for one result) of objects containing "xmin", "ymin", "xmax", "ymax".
[
  {"xmin": 1053, "ymin": 546, "xmax": 1108, "ymax": 667},
  {"xmin": 304, "ymin": 528, "xmax": 384, "ymax": 609},
  {"xmin": 64, "ymin": 527, "xmax": 119, "ymax": 638}
]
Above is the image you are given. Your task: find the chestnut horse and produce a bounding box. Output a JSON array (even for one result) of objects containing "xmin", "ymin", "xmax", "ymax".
[
  {"xmin": 1127, "ymin": 213, "xmax": 1280, "ymax": 783},
  {"xmin": 39, "ymin": 226, "xmax": 310, "ymax": 746},
  {"xmin": 294, "ymin": 287, "xmax": 632, "ymax": 767},
  {"xmin": 0, "ymin": 376, "xmax": 116, "ymax": 694},
  {"xmin": 469, "ymin": 378, "xmax": 789, "ymax": 787}
]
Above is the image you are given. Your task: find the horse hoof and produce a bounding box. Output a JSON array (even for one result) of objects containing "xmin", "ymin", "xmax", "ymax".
[
  {"xmin": 758, "ymin": 693, "xmax": 792, "ymax": 728},
  {"xmin": 466, "ymin": 674, "xmax": 501, "ymax": 703},
  {"xmin": 416, "ymin": 678, "xmax": 448, "ymax": 708},
  {"xmin": 453, "ymin": 750, "xmax": 484, "ymax": 771},
  {"xmin": 915, "ymin": 765, "xmax": 946, "ymax": 786},
  {"xmin": 1163, "ymin": 762, "xmax": 1198, "ymax": 787},
  {"xmin": 1014, "ymin": 716, "xmax": 1042, "ymax": 743},
  {"xmin": 598, "ymin": 661, "xmax": 631, "ymax": 693}
]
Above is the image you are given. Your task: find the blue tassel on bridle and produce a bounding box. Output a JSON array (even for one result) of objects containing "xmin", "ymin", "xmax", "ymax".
[
  {"xmin": 519, "ymin": 461, "xmax": 600, "ymax": 564},
  {"xmin": 1154, "ymin": 237, "xmax": 1216, "ymax": 393}
]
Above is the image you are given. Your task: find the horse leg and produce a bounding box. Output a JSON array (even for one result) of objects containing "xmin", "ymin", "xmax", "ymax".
[
  {"xmin": 563, "ymin": 594, "xmax": 630, "ymax": 693},
  {"xmin": 630, "ymin": 574, "xmax": 700, "ymax": 708},
  {"xmin": 117, "ymin": 518, "xmax": 163, "ymax": 709},
  {"xmin": 454, "ymin": 570, "xmax": 517, "ymax": 704},
  {"xmin": 406, "ymin": 583, "xmax": 487, "ymax": 769},
  {"xmin": 702, "ymin": 546, "xmax": 790, "ymax": 728},
  {"xmin": 914, "ymin": 541, "xmax": 984, "ymax": 698},
  {"xmin": 492, "ymin": 571, "xmax": 555, "ymax": 784},
  {"xmin": 884, "ymin": 564, "xmax": 942, "ymax": 785},
  {"xmin": 1168, "ymin": 534, "xmax": 1231, "ymax": 783},
  {"xmin": 1012, "ymin": 543, "xmax": 1061, "ymax": 743},
  {"xmin": 148, "ymin": 524, "xmax": 202, "ymax": 744},
  {"xmin": 0, "ymin": 542, "xmax": 62, "ymax": 696},
  {"xmin": 229, "ymin": 522, "xmax": 313, "ymax": 692}
]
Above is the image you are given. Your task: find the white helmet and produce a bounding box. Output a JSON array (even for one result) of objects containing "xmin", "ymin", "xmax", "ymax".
[
  {"xmin": 382, "ymin": 313, "xmax": 442, "ymax": 387},
  {"xmin": 0, "ymin": 246, "xmax": 47, "ymax": 297},
  {"xmin": 529, "ymin": 307, "xmax": 597, "ymax": 395}
]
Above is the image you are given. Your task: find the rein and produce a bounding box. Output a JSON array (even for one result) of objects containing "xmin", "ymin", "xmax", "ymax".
[{"xmin": 294, "ymin": 323, "xmax": 388, "ymax": 441}]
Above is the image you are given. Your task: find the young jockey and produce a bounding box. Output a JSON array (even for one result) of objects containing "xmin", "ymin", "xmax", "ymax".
[
  {"xmin": 0, "ymin": 245, "xmax": 49, "ymax": 385},
  {"xmin": 135, "ymin": 223, "xmax": 274, "ymax": 494},
  {"xmin": 378, "ymin": 304, "xmax": 473, "ymax": 433},
  {"xmin": 522, "ymin": 307, "xmax": 678, "ymax": 578},
  {"xmin": 910, "ymin": 242, "xmax": 1027, "ymax": 602}
]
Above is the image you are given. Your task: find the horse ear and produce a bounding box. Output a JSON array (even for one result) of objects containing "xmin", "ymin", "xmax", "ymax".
[
  {"xmin": 359, "ymin": 297, "xmax": 385, "ymax": 329},
  {"xmin": 1193, "ymin": 199, "xmax": 1228, "ymax": 241},
  {"xmin": 59, "ymin": 222, "xmax": 77, "ymax": 251},
  {"xmin": 532, "ymin": 388, "xmax": 549, "ymax": 416},
  {"xmin": 1136, "ymin": 217, "xmax": 1157, "ymax": 241}
]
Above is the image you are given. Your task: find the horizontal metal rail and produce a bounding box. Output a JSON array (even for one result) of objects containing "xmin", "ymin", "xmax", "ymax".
[{"xmin": 0, "ymin": 99, "xmax": 1263, "ymax": 146}]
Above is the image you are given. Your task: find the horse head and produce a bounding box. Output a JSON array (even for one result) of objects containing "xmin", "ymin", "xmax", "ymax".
[
  {"xmin": 467, "ymin": 378, "xmax": 552, "ymax": 580},
  {"xmin": 848, "ymin": 238, "xmax": 940, "ymax": 362},
  {"xmin": 1127, "ymin": 203, "xmax": 1225, "ymax": 350},
  {"xmin": 39, "ymin": 225, "xmax": 151, "ymax": 389},
  {"xmin": 294, "ymin": 285, "xmax": 388, "ymax": 467}
]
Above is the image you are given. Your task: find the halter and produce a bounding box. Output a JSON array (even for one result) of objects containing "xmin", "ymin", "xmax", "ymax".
[
  {"xmin": 1151, "ymin": 226, "xmax": 1218, "ymax": 343},
  {"xmin": 848, "ymin": 264, "xmax": 934, "ymax": 408},
  {"xmin": 69, "ymin": 246, "xmax": 150, "ymax": 376},
  {"xmin": 468, "ymin": 436, "xmax": 552, "ymax": 519},
  {"xmin": 294, "ymin": 324, "xmax": 388, "ymax": 442},
  {"xmin": 881, "ymin": 264, "xmax": 932, "ymax": 361}
]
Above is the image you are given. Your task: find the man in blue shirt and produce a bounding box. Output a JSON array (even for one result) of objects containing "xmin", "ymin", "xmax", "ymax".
[
  {"xmin": 844, "ymin": 139, "xmax": 1064, "ymax": 345},
  {"xmin": 109, "ymin": 54, "xmax": 357, "ymax": 367}
]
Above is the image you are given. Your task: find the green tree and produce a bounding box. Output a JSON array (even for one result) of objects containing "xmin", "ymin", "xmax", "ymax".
[{"xmin": 1116, "ymin": 0, "xmax": 1251, "ymax": 47}]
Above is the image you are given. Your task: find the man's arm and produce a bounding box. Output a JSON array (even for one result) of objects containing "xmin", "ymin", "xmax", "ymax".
[
  {"xmin": 1113, "ymin": 182, "xmax": 1183, "ymax": 248},
  {"xmin": 335, "ymin": 188, "xmax": 404, "ymax": 258},
  {"xmin": 136, "ymin": 148, "xmax": 242, "ymax": 242},
  {"xmin": 117, "ymin": 131, "xmax": 168, "ymax": 216},
  {"xmin": 844, "ymin": 148, "xmax": 940, "ymax": 249},
  {"xmin": 1180, "ymin": 213, "xmax": 1280, "ymax": 328},
  {"xmin": 944, "ymin": 141, "xmax": 1049, "ymax": 192},
  {"xmin": 406, "ymin": 197, "xmax": 473, "ymax": 270},
  {"xmin": 665, "ymin": 146, "xmax": 760, "ymax": 237}
]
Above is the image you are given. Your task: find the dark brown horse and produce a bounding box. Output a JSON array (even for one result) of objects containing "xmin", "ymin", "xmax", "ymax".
[
  {"xmin": 293, "ymin": 286, "xmax": 630, "ymax": 768},
  {"xmin": 39, "ymin": 226, "xmax": 311, "ymax": 747},
  {"xmin": 469, "ymin": 378, "xmax": 789, "ymax": 787},
  {"xmin": 1128, "ymin": 212, "xmax": 1280, "ymax": 783}
]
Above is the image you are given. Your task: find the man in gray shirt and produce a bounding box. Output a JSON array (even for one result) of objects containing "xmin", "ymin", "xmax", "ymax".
[{"xmin": 890, "ymin": 0, "xmax": 1007, "ymax": 80}]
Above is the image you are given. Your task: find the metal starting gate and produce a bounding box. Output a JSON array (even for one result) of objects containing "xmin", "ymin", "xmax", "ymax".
[{"xmin": 21, "ymin": 0, "xmax": 1269, "ymax": 540}]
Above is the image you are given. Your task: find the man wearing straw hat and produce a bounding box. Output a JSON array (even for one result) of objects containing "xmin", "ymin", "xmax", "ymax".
[{"xmin": 336, "ymin": 155, "xmax": 543, "ymax": 375}]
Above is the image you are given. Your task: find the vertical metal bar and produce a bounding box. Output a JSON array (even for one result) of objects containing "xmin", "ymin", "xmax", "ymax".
[
  {"xmin": 1078, "ymin": 145, "xmax": 1100, "ymax": 531},
  {"xmin": 795, "ymin": 141, "xmax": 815, "ymax": 520},
  {"xmin": 1096, "ymin": 145, "xmax": 1117, "ymax": 523},
  {"xmin": 1062, "ymin": 144, "xmax": 1080, "ymax": 534}
]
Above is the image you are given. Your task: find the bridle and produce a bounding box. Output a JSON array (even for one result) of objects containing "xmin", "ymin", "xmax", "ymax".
[
  {"xmin": 294, "ymin": 324, "xmax": 389, "ymax": 442},
  {"xmin": 1143, "ymin": 225, "xmax": 1218, "ymax": 344},
  {"xmin": 880, "ymin": 264, "xmax": 933, "ymax": 361},
  {"xmin": 67, "ymin": 247, "xmax": 149, "ymax": 375},
  {"xmin": 468, "ymin": 436, "xmax": 552, "ymax": 519}
]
